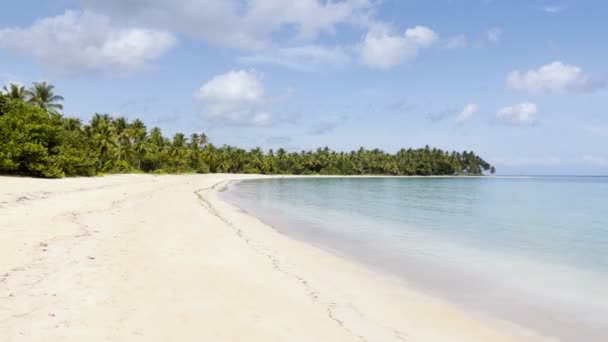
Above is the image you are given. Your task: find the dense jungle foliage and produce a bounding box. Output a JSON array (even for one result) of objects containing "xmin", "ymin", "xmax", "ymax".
[{"xmin": 0, "ymin": 83, "xmax": 495, "ymax": 178}]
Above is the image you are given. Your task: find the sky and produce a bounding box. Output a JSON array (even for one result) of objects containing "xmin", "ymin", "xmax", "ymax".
[{"xmin": 0, "ymin": 0, "xmax": 607, "ymax": 175}]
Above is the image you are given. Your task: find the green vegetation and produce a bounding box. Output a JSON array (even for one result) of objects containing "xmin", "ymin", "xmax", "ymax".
[{"xmin": 0, "ymin": 83, "xmax": 495, "ymax": 178}]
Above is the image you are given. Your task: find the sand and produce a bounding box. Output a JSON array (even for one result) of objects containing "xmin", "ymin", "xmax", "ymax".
[{"xmin": 0, "ymin": 174, "xmax": 547, "ymax": 341}]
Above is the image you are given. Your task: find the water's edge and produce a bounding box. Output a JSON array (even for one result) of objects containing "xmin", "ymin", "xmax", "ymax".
[
  {"xmin": 217, "ymin": 179, "xmax": 541, "ymax": 340},
  {"xmin": 218, "ymin": 177, "xmax": 607, "ymax": 342}
]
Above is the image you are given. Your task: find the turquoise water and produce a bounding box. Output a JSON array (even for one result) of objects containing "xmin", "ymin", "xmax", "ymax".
[{"xmin": 221, "ymin": 177, "xmax": 608, "ymax": 341}]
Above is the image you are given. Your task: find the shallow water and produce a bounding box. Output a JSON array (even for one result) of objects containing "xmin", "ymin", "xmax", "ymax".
[{"xmin": 221, "ymin": 177, "xmax": 608, "ymax": 341}]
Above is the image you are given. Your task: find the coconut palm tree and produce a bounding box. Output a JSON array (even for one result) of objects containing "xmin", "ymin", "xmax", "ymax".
[
  {"xmin": 199, "ymin": 133, "xmax": 208, "ymax": 147},
  {"xmin": 189, "ymin": 133, "xmax": 200, "ymax": 151},
  {"xmin": 26, "ymin": 82, "xmax": 64, "ymax": 112},
  {"xmin": 129, "ymin": 119, "xmax": 147, "ymax": 140},
  {"xmin": 133, "ymin": 138, "xmax": 152, "ymax": 170},
  {"xmin": 168, "ymin": 133, "xmax": 187, "ymax": 172},
  {"xmin": 90, "ymin": 113, "xmax": 112, "ymax": 130},
  {"xmin": 2, "ymin": 83, "xmax": 27, "ymax": 101},
  {"xmin": 149, "ymin": 127, "xmax": 165, "ymax": 149},
  {"xmin": 113, "ymin": 117, "xmax": 130, "ymax": 161},
  {"xmin": 62, "ymin": 117, "xmax": 82, "ymax": 131},
  {"xmin": 93, "ymin": 123, "xmax": 116, "ymax": 168}
]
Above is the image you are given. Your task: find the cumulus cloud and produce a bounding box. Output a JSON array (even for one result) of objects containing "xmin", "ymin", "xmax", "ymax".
[
  {"xmin": 1, "ymin": 1, "xmax": 457, "ymax": 72},
  {"xmin": 495, "ymin": 102, "xmax": 538, "ymax": 125},
  {"xmin": 238, "ymin": 45, "xmax": 350, "ymax": 70},
  {"xmin": 443, "ymin": 34, "xmax": 467, "ymax": 50},
  {"xmin": 455, "ymin": 103, "xmax": 479, "ymax": 123},
  {"xmin": 0, "ymin": 10, "xmax": 176, "ymax": 74},
  {"xmin": 359, "ymin": 24, "xmax": 438, "ymax": 69},
  {"xmin": 76, "ymin": 0, "xmax": 375, "ymax": 51},
  {"xmin": 486, "ymin": 27, "xmax": 502, "ymax": 43},
  {"xmin": 195, "ymin": 70, "xmax": 264, "ymax": 104},
  {"xmin": 507, "ymin": 61, "xmax": 606, "ymax": 94},
  {"xmin": 194, "ymin": 70, "xmax": 276, "ymax": 126}
]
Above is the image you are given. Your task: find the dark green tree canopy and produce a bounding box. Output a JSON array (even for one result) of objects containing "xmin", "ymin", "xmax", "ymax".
[{"xmin": 0, "ymin": 85, "xmax": 496, "ymax": 178}]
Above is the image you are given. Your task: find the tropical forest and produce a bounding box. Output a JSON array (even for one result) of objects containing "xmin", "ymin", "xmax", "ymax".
[{"xmin": 0, "ymin": 82, "xmax": 495, "ymax": 178}]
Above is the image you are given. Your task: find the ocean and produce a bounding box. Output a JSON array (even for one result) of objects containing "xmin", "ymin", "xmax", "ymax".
[{"xmin": 221, "ymin": 176, "xmax": 608, "ymax": 341}]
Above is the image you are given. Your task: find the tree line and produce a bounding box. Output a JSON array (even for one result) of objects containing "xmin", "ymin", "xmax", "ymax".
[{"xmin": 0, "ymin": 82, "xmax": 495, "ymax": 178}]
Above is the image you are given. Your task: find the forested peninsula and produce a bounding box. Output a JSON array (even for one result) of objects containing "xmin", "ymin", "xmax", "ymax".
[{"xmin": 0, "ymin": 82, "xmax": 495, "ymax": 178}]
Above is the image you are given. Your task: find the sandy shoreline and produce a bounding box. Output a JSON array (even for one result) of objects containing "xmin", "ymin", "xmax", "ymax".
[{"xmin": 0, "ymin": 174, "xmax": 547, "ymax": 341}]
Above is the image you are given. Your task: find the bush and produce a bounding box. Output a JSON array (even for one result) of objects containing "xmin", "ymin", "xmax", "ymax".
[
  {"xmin": 151, "ymin": 168, "xmax": 169, "ymax": 175},
  {"xmin": 0, "ymin": 99, "xmax": 65, "ymax": 178},
  {"xmin": 101, "ymin": 160, "xmax": 136, "ymax": 174}
]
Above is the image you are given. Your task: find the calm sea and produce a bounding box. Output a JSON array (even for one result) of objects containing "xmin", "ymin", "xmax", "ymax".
[{"xmin": 221, "ymin": 177, "xmax": 608, "ymax": 341}]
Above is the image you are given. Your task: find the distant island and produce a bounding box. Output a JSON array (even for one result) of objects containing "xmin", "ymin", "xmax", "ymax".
[{"xmin": 0, "ymin": 82, "xmax": 495, "ymax": 178}]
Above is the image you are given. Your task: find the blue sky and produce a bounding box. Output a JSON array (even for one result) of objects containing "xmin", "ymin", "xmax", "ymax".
[{"xmin": 1, "ymin": 0, "xmax": 607, "ymax": 175}]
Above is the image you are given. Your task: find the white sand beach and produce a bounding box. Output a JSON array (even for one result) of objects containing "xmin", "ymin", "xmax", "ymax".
[{"xmin": 0, "ymin": 174, "xmax": 547, "ymax": 341}]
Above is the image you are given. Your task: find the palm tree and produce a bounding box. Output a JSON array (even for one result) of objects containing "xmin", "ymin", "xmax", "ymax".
[
  {"xmin": 93, "ymin": 123, "xmax": 116, "ymax": 169},
  {"xmin": 90, "ymin": 113, "xmax": 112, "ymax": 130},
  {"xmin": 62, "ymin": 117, "xmax": 82, "ymax": 131},
  {"xmin": 2, "ymin": 83, "xmax": 27, "ymax": 101},
  {"xmin": 129, "ymin": 119, "xmax": 147, "ymax": 140},
  {"xmin": 133, "ymin": 138, "xmax": 152, "ymax": 170},
  {"xmin": 168, "ymin": 133, "xmax": 186, "ymax": 172},
  {"xmin": 189, "ymin": 133, "xmax": 200, "ymax": 151},
  {"xmin": 113, "ymin": 117, "xmax": 130, "ymax": 161},
  {"xmin": 149, "ymin": 127, "xmax": 165, "ymax": 149},
  {"xmin": 26, "ymin": 82, "xmax": 64, "ymax": 112},
  {"xmin": 199, "ymin": 133, "xmax": 208, "ymax": 147}
]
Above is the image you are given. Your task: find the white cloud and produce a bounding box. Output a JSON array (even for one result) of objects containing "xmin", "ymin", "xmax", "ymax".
[
  {"xmin": 251, "ymin": 112, "xmax": 273, "ymax": 126},
  {"xmin": 195, "ymin": 70, "xmax": 264, "ymax": 104},
  {"xmin": 406, "ymin": 26, "xmax": 439, "ymax": 46},
  {"xmin": 238, "ymin": 45, "xmax": 350, "ymax": 70},
  {"xmin": 507, "ymin": 61, "xmax": 606, "ymax": 94},
  {"xmin": 76, "ymin": 0, "xmax": 375, "ymax": 51},
  {"xmin": 194, "ymin": 70, "xmax": 274, "ymax": 126},
  {"xmin": 487, "ymin": 27, "xmax": 502, "ymax": 43},
  {"xmin": 443, "ymin": 34, "xmax": 467, "ymax": 50},
  {"xmin": 542, "ymin": 5, "xmax": 565, "ymax": 13},
  {"xmin": 495, "ymin": 102, "xmax": 538, "ymax": 125},
  {"xmin": 359, "ymin": 24, "xmax": 438, "ymax": 69},
  {"xmin": 72, "ymin": 0, "xmax": 391, "ymax": 70},
  {"xmin": 456, "ymin": 103, "xmax": 479, "ymax": 123},
  {"xmin": 0, "ymin": 10, "xmax": 176, "ymax": 74}
]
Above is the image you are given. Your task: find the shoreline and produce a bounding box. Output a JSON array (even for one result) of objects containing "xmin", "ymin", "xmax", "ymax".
[
  {"xmin": 1, "ymin": 174, "xmax": 546, "ymax": 341},
  {"xmin": 215, "ymin": 177, "xmax": 555, "ymax": 341}
]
